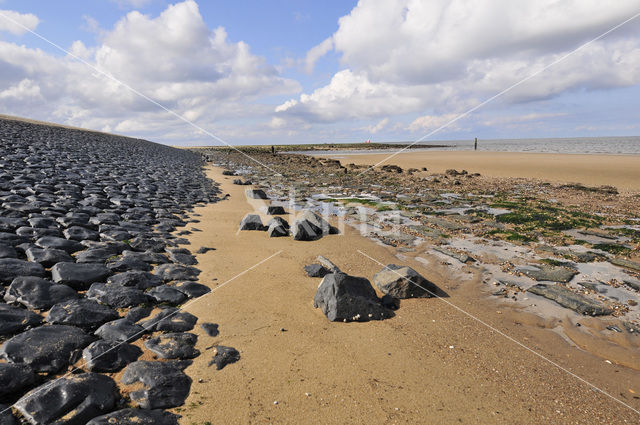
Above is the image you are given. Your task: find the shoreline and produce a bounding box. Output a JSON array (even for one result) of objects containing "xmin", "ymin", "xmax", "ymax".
[
  {"xmin": 309, "ymin": 148, "xmax": 640, "ymax": 157},
  {"xmin": 308, "ymin": 150, "xmax": 640, "ymax": 192}
]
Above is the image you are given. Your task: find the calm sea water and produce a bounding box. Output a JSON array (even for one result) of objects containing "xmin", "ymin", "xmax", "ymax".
[{"xmin": 295, "ymin": 136, "xmax": 640, "ymax": 156}]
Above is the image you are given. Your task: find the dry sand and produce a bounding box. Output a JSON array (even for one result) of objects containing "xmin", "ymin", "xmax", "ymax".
[
  {"xmin": 316, "ymin": 151, "xmax": 640, "ymax": 192},
  {"xmin": 173, "ymin": 167, "xmax": 640, "ymax": 424}
]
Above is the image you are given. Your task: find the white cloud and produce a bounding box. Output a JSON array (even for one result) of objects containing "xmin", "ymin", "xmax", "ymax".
[
  {"xmin": 408, "ymin": 114, "xmax": 460, "ymax": 132},
  {"xmin": 365, "ymin": 117, "xmax": 388, "ymax": 134},
  {"xmin": 0, "ymin": 78, "xmax": 41, "ymax": 100},
  {"xmin": 276, "ymin": 69, "xmax": 433, "ymax": 121},
  {"xmin": 0, "ymin": 1, "xmax": 300, "ymax": 144},
  {"xmin": 282, "ymin": 0, "xmax": 640, "ymax": 125},
  {"xmin": 303, "ymin": 37, "xmax": 333, "ymax": 73},
  {"xmin": 0, "ymin": 9, "xmax": 39, "ymax": 35}
]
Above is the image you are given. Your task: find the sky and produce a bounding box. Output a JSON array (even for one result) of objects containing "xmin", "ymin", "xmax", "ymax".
[{"xmin": 0, "ymin": 0, "xmax": 640, "ymax": 146}]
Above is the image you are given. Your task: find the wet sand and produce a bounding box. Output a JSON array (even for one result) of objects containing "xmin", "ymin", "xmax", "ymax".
[
  {"xmin": 315, "ymin": 151, "xmax": 640, "ymax": 192},
  {"xmin": 175, "ymin": 166, "xmax": 640, "ymax": 424}
]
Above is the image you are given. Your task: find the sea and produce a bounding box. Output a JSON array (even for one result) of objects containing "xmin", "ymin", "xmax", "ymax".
[{"xmin": 294, "ymin": 136, "xmax": 640, "ymax": 156}]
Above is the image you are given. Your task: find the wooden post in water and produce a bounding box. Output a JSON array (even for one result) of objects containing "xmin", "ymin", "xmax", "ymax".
[{"xmin": 474, "ymin": 137, "xmax": 478, "ymax": 151}]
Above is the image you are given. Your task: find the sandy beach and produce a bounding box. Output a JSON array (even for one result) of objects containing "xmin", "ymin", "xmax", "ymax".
[
  {"xmin": 315, "ymin": 151, "xmax": 640, "ymax": 192},
  {"xmin": 175, "ymin": 166, "xmax": 640, "ymax": 424}
]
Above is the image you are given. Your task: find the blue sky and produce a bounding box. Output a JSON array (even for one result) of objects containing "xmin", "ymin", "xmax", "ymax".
[{"xmin": 0, "ymin": 0, "xmax": 639, "ymax": 145}]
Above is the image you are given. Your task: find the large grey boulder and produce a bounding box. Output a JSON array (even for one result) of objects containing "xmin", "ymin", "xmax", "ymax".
[
  {"xmin": 239, "ymin": 214, "xmax": 267, "ymax": 231},
  {"xmin": 373, "ymin": 264, "xmax": 436, "ymax": 298},
  {"xmin": 87, "ymin": 409, "xmax": 180, "ymax": 425},
  {"xmin": 122, "ymin": 361, "xmax": 192, "ymax": 409},
  {"xmin": 14, "ymin": 373, "xmax": 118, "ymax": 425},
  {"xmin": 291, "ymin": 210, "xmax": 337, "ymax": 241},
  {"xmin": 0, "ymin": 325, "xmax": 93, "ymax": 373},
  {"xmin": 266, "ymin": 205, "xmax": 286, "ymax": 215},
  {"xmin": 245, "ymin": 189, "xmax": 268, "ymax": 199},
  {"xmin": 267, "ymin": 217, "xmax": 289, "ymax": 237},
  {"xmin": 313, "ymin": 273, "xmax": 392, "ymax": 322},
  {"xmin": 304, "ymin": 264, "xmax": 331, "ymax": 278}
]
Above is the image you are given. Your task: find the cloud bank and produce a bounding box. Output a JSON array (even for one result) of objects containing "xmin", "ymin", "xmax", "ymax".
[
  {"xmin": 0, "ymin": 1, "xmax": 300, "ymax": 143},
  {"xmin": 277, "ymin": 0, "xmax": 640, "ymax": 135}
]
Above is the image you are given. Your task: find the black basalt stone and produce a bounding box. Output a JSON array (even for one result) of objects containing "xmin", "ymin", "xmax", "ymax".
[
  {"xmin": 75, "ymin": 247, "xmax": 120, "ymax": 263},
  {"xmin": 46, "ymin": 299, "xmax": 119, "ymax": 330},
  {"xmin": 51, "ymin": 262, "xmax": 111, "ymax": 290},
  {"xmin": 245, "ymin": 189, "xmax": 268, "ymax": 199},
  {"xmin": 239, "ymin": 214, "xmax": 267, "ymax": 231},
  {"xmin": 86, "ymin": 282, "xmax": 151, "ymax": 308},
  {"xmin": 0, "ymin": 363, "xmax": 36, "ymax": 397},
  {"xmin": 0, "ymin": 325, "xmax": 93, "ymax": 373},
  {"xmin": 144, "ymin": 333, "xmax": 199, "ymax": 359},
  {"xmin": 94, "ymin": 318, "xmax": 146, "ymax": 343},
  {"xmin": 313, "ymin": 272, "xmax": 392, "ymax": 322},
  {"xmin": 106, "ymin": 256, "xmax": 152, "ymax": 272},
  {"xmin": 25, "ymin": 247, "xmax": 73, "ymax": 267},
  {"xmin": 0, "ymin": 304, "xmax": 43, "ymax": 336},
  {"xmin": 304, "ymin": 264, "xmax": 331, "ymax": 278},
  {"xmin": 86, "ymin": 408, "xmax": 180, "ymax": 425},
  {"xmin": 63, "ymin": 225, "xmax": 100, "ymax": 241},
  {"xmin": 121, "ymin": 361, "xmax": 191, "ymax": 409},
  {"xmin": 0, "ymin": 259, "xmax": 46, "ymax": 284},
  {"xmin": 35, "ymin": 236, "xmax": 84, "ymax": 253},
  {"xmin": 200, "ymin": 322, "xmax": 219, "ymax": 337},
  {"xmin": 0, "ymin": 243, "xmax": 17, "ymax": 259},
  {"xmin": 208, "ymin": 345, "xmax": 240, "ymax": 370},
  {"xmin": 82, "ymin": 340, "xmax": 142, "ymax": 372},
  {"xmin": 266, "ymin": 205, "xmax": 286, "ymax": 215},
  {"xmin": 0, "ymin": 403, "xmax": 17, "ymax": 425},
  {"xmin": 141, "ymin": 308, "xmax": 197, "ymax": 332},
  {"xmin": 148, "ymin": 285, "xmax": 188, "ymax": 305},
  {"xmin": 125, "ymin": 305, "xmax": 153, "ymax": 322},
  {"xmin": 108, "ymin": 271, "xmax": 162, "ymax": 289},
  {"xmin": 154, "ymin": 264, "xmax": 200, "ymax": 282},
  {"xmin": 14, "ymin": 373, "xmax": 118, "ymax": 425},
  {"xmin": 171, "ymin": 280, "xmax": 211, "ymax": 298},
  {"xmin": 5, "ymin": 276, "xmax": 78, "ymax": 310}
]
